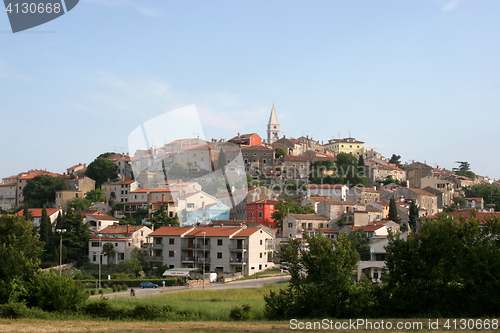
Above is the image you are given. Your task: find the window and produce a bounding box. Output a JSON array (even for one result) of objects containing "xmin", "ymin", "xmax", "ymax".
[
  {"xmin": 92, "ymin": 255, "xmax": 96, "ymax": 262},
  {"xmin": 288, "ymin": 223, "xmax": 293, "ymax": 228},
  {"xmin": 155, "ymin": 238, "xmax": 162, "ymax": 245},
  {"xmin": 263, "ymin": 159, "xmax": 267, "ymax": 164},
  {"xmin": 260, "ymin": 253, "xmax": 262, "ymax": 258},
  {"xmin": 217, "ymin": 239, "xmax": 223, "ymax": 246},
  {"xmin": 302, "ymin": 223, "xmax": 306, "ymax": 228},
  {"xmin": 217, "ymin": 252, "xmax": 222, "ymax": 259},
  {"xmin": 260, "ymin": 239, "xmax": 263, "ymax": 245},
  {"xmin": 91, "ymin": 242, "xmax": 99, "ymax": 247},
  {"xmin": 169, "ymin": 251, "xmax": 175, "ymax": 257},
  {"xmin": 115, "ymin": 243, "xmax": 118, "ymax": 247},
  {"xmin": 258, "ymin": 211, "xmax": 263, "ymax": 218},
  {"xmin": 169, "ymin": 238, "xmax": 175, "ymax": 245}
]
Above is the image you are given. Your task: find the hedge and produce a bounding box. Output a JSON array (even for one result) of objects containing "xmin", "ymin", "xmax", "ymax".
[{"xmin": 81, "ymin": 278, "xmax": 183, "ymax": 289}]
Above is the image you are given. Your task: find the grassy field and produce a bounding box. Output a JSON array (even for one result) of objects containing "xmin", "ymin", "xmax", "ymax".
[
  {"xmin": 0, "ymin": 282, "xmax": 491, "ymax": 332},
  {"xmin": 0, "ymin": 318, "xmax": 487, "ymax": 332},
  {"xmin": 91, "ymin": 283, "xmax": 284, "ymax": 321}
]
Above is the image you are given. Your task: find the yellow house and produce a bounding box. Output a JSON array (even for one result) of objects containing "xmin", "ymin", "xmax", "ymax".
[{"xmin": 325, "ymin": 137, "xmax": 368, "ymax": 157}]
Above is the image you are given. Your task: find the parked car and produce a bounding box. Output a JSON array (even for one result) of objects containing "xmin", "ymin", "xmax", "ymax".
[{"xmin": 140, "ymin": 281, "xmax": 158, "ymax": 289}]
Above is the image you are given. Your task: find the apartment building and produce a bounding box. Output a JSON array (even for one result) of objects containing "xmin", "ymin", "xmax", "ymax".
[
  {"xmin": 148, "ymin": 226, "xmax": 275, "ymax": 276},
  {"xmin": 89, "ymin": 225, "xmax": 152, "ymax": 265}
]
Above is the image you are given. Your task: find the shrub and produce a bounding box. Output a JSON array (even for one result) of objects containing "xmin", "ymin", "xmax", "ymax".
[
  {"xmin": 103, "ymin": 283, "xmax": 108, "ymax": 289},
  {"xmin": 90, "ymin": 290, "xmax": 95, "ymax": 295},
  {"xmin": 112, "ymin": 285, "xmax": 117, "ymax": 292},
  {"xmin": 0, "ymin": 302, "xmax": 30, "ymax": 319},
  {"xmin": 229, "ymin": 304, "xmax": 251, "ymax": 321},
  {"xmin": 117, "ymin": 285, "xmax": 122, "ymax": 292},
  {"xmin": 83, "ymin": 299, "xmax": 116, "ymax": 318},
  {"xmin": 98, "ymin": 289, "xmax": 103, "ymax": 294},
  {"xmin": 25, "ymin": 271, "xmax": 88, "ymax": 312},
  {"xmin": 122, "ymin": 284, "xmax": 128, "ymax": 291}
]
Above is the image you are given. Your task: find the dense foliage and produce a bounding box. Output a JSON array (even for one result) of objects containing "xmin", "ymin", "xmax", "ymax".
[
  {"xmin": 22, "ymin": 175, "xmax": 66, "ymax": 208},
  {"xmin": 271, "ymin": 197, "xmax": 315, "ymax": 230},
  {"xmin": 266, "ymin": 213, "xmax": 500, "ymax": 319},
  {"xmin": 85, "ymin": 157, "xmax": 118, "ymax": 188}
]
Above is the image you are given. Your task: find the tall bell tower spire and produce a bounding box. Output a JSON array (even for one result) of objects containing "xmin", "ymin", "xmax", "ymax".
[{"xmin": 267, "ymin": 103, "xmax": 280, "ymax": 144}]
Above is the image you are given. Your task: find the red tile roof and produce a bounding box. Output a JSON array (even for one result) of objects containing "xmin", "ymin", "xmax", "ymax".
[
  {"xmin": 288, "ymin": 214, "xmax": 329, "ymax": 220},
  {"xmin": 187, "ymin": 226, "xmax": 242, "ymax": 237},
  {"xmin": 90, "ymin": 237, "xmax": 131, "ymax": 242},
  {"xmin": 87, "ymin": 213, "xmax": 119, "ymax": 221},
  {"xmin": 149, "ymin": 226, "xmax": 194, "ymax": 236},
  {"xmin": 98, "ymin": 225, "xmax": 145, "ymax": 234},
  {"xmin": 16, "ymin": 208, "xmax": 61, "ymax": 218}
]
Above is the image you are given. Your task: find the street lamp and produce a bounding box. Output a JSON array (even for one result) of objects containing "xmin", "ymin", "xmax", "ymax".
[
  {"xmin": 56, "ymin": 229, "xmax": 66, "ymax": 276},
  {"xmin": 98, "ymin": 233, "xmax": 102, "ymax": 289},
  {"xmin": 202, "ymin": 231, "xmax": 206, "ymax": 290}
]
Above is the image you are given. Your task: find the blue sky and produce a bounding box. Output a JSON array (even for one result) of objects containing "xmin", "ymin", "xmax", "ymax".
[{"xmin": 1, "ymin": 0, "xmax": 499, "ymax": 179}]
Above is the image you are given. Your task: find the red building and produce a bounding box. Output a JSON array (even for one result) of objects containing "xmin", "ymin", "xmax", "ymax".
[
  {"xmin": 247, "ymin": 199, "xmax": 279, "ymax": 229},
  {"xmin": 228, "ymin": 133, "xmax": 262, "ymax": 146}
]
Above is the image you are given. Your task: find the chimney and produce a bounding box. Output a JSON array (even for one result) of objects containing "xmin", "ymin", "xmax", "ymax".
[
  {"xmin": 238, "ymin": 133, "xmax": 240, "ymax": 138},
  {"xmin": 162, "ymin": 194, "xmax": 165, "ymax": 202}
]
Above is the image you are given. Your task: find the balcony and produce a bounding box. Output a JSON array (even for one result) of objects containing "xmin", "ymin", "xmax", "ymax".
[
  {"xmin": 181, "ymin": 243, "xmax": 210, "ymax": 251},
  {"xmin": 229, "ymin": 245, "xmax": 247, "ymax": 252},
  {"xmin": 229, "ymin": 258, "xmax": 246, "ymax": 265},
  {"xmin": 151, "ymin": 243, "xmax": 163, "ymax": 249},
  {"xmin": 150, "ymin": 256, "xmax": 163, "ymax": 262}
]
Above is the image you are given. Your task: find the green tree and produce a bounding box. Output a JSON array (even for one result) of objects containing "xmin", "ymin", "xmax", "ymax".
[
  {"xmin": 408, "ymin": 200, "xmax": 419, "ymax": 231},
  {"xmin": 347, "ymin": 229, "xmax": 370, "ymax": 259},
  {"xmin": 26, "ymin": 271, "xmax": 88, "ymax": 312},
  {"xmin": 357, "ymin": 155, "xmax": 365, "ymax": 177},
  {"xmin": 39, "ymin": 207, "xmax": 52, "ymax": 248},
  {"xmin": 383, "ymin": 213, "xmax": 500, "ymax": 317},
  {"xmin": 388, "ymin": 197, "xmax": 399, "ymax": 222},
  {"xmin": 0, "ymin": 215, "xmax": 43, "ymax": 303},
  {"xmin": 150, "ymin": 202, "xmax": 179, "ymax": 229},
  {"xmin": 271, "ymin": 197, "xmax": 315, "ymax": 230},
  {"xmin": 463, "ymin": 183, "xmax": 500, "ymax": 211},
  {"xmin": 102, "ymin": 242, "xmax": 116, "ymax": 264},
  {"xmin": 85, "ymin": 188, "xmax": 106, "ymax": 203},
  {"xmin": 85, "ymin": 157, "xmax": 118, "ymax": 188},
  {"xmin": 275, "ymin": 147, "xmax": 286, "ymax": 159},
  {"xmin": 218, "ymin": 149, "xmax": 227, "ymax": 171},
  {"xmin": 22, "ymin": 175, "xmax": 66, "ymax": 208},
  {"xmin": 453, "ymin": 161, "xmax": 475, "ymax": 179},
  {"xmin": 61, "ymin": 210, "xmax": 92, "ymax": 262},
  {"xmin": 335, "ymin": 152, "xmax": 368, "ymax": 187},
  {"xmin": 264, "ymin": 232, "xmax": 363, "ymax": 319},
  {"xmin": 66, "ymin": 198, "xmax": 91, "ymax": 211},
  {"xmin": 388, "ymin": 154, "xmax": 404, "ymax": 169},
  {"xmin": 167, "ymin": 164, "xmax": 188, "ymax": 179}
]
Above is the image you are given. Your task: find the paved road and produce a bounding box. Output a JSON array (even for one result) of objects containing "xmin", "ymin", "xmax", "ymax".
[{"xmin": 90, "ymin": 275, "xmax": 290, "ymax": 299}]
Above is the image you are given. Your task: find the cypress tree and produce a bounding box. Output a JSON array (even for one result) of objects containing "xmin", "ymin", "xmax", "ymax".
[
  {"xmin": 409, "ymin": 200, "xmax": 419, "ymax": 231},
  {"xmin": 388, "ymin": 197, "xmax": 399, "ymax": 222},
  {"xmin": 39, "ymin": 207, "xmax": 52, "ymax": 246}
]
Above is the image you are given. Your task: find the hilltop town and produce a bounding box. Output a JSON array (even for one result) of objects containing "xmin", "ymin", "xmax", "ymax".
[{"xmin": 1, "ymin": 104, "xmax": 499, "ymax": 282}]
